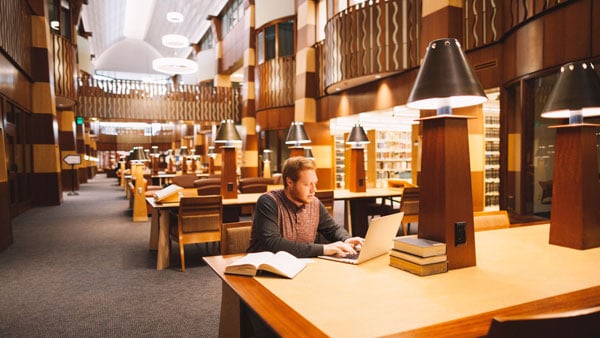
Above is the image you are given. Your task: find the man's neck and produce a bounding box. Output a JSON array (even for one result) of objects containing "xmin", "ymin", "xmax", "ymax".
[{"xmin": 283, "ymin": 188, "xmax": 304, "ymax": 207}]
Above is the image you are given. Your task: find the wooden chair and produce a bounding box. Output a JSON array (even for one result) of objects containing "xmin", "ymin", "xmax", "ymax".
[
  {"xmin": 169, "ymin": 195, "xmax": 222, "ymax": 271},
  {"xmin": 485, "ymin": 305, "xmax": 600, "ymax": 338},
  {"xmin": 194, "ymin": 178, "xmax": 221, "ymax": 195},
  {"xmin": 220, "ymin": 221, "xmax": 253, "ymax": 255},
  {"xmin": 315, "ymin": 190, "xmax": 334, "ymax": 217},
  {"xmin": 474, "ymin": 210, "xmax": 510, "ymax": 231},
  {"xmin": 399, "ymin": 187, "xmax": 419, "ymax": 236}
]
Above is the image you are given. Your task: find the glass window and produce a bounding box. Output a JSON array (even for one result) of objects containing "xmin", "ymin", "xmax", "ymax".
[
  {"xmin": 278, "ymin": 21, "xmax": 294, "ymax": 57},
  {"xmin": 257, "ymin": 31, "xmax": 264, "ymax": 64},
  {"xmin": 265, "ymin": 26, "xmax": 276, "ymax": 61}
]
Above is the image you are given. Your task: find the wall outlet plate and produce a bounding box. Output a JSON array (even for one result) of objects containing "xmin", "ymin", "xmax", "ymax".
[{"xmin": 455, "ymin": 221, "xmax": 467, "ymax": 246}]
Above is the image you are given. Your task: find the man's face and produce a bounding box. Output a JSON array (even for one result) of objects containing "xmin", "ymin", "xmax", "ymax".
[{"xmin": 286, "ymin": 169, "xmax": 317, "ymax": 205}]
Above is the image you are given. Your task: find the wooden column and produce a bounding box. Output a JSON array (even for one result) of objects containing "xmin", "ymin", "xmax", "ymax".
[
  {"xmin": 548, "ymin": 124, "xmax": 600, "ymax": 249},
  {"xmin": 289, "ymin": 147, "xmax": 304, "ymax": 158},
  {"xmin": 220, "ymin": 147, "xmax": 238, "ymax": 199},
  {"xmin": 418, "ymin": 115, "xmax": 476, "ymax": 270},
  {"xmin": 132, "ymin": 163, "xmax": 148, "ymax": 222},
  {"xmin": 348, "ymin": 148, "xmax": 366, "ymax": 192}
]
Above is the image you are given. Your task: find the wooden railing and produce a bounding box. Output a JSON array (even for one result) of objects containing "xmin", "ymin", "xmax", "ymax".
[
  {"xmin": 77, "ymin": 74, "xmax": 241, "ymax": 122},
  {"xmin": 463, "ymin": 0, "xmax": 572, "ymax": 50},
  {"xmin": 323, "ymin": 0, "xmax": 421, "ymax": 93},
  {"xmin": 255, "ymin": 56, "xmax": 295, "ymax": 111},
  {"xmin": 53, "ymin": 34, "xmax": 77, "ymax": 105},
  {"xmin": 0, "ymin": 0, "xmax": 32, "ymax": 76}
]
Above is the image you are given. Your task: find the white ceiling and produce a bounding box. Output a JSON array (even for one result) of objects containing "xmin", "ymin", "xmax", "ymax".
[{"xmin": 80, "ymin": 0, "xmax": 227, "ymax": 80}]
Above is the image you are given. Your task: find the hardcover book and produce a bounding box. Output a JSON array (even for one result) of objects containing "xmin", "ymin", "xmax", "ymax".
[
  {"xmin": 389, "ymin": 248, "xmax": 447, "ymax": 265},
  {"xmin": 389, "ymin": 256, "xmax": 448, "ymax": 276},
  {"xmin": 225, "ymin": 251, "xmax": 308, "ymax": 278},
  {"xmin": 393, "ymin": 235, "xmax": 446, "ymax": 257}
]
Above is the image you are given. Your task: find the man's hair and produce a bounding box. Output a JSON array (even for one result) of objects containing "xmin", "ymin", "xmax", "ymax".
[{"xmin": 282, "ymin": 157, "xmax": 316, "ymax": 188}]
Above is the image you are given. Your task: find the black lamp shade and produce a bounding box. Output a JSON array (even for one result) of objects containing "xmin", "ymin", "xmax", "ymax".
[
  {"xmin": 214, "ymin": 120, "xmax": 242, "ymax": 145},
  {"xmin": 285, "ymin": 121, "xmax": 311, "ymax": 145},
  {"xmin": 180, "ymin": 146, "xmax": 188, "ymax": 156},
  {"xmin": 346, "ymin": 124, "xmax": 370, "ymax": 147},
  {"xmin": 541, "ymin": 62, "xmax": 600, "ymax": 119},
  {"xmin": 407, "ymin": 38, "xmax": 487, "ymax": 110},
  {"xmin": 130, "ymin": 147, "xmax": 148, "ymax": 162}
]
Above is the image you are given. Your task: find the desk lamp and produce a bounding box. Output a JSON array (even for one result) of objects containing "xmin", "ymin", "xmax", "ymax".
[
  {"xmin": 130, "ymin": 146, "xmax": 149, "ymax": 222},
  {"xmin": 180, "ymin": 146, "xmax": 189, "ymax": 174},
  {"xmin": 263, "ymin": 149, "xmax": 272, "ymax": 178},
  {"xmin": 285, "ymin": 121, "xmax": 311, "ymax": 157},
  {"xmin": 407, "ymin": 38, "xmax": 487, "ymax": 269},
  {"xmin": 346, "ymin": 124, "xmax": 370, "ymax": 192},
  {"xmin": 207, "ymin": 146, "xmax": 217, "ymax": 175},
  {"xmin": 541, "ymin": 61, "xmax": 600, "ymax": 249},
  {"xmin": 150, "ymin": 146, "xmax": 160, "ymax": 175},
  {"xmin": 215, "ymin": 119, "xmax": 242, "ymax": 198}
]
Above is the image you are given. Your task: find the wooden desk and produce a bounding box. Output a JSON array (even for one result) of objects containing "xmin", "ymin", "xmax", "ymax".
[
  {"xmin": 204, "ymin": 224, "xmax": 600, "ymax": 337},
  {"xmin": 146, "ymin": 192, "xmax": 264, "ymax": 270},
  {"xmin": 334, "ymin": 188, "xmax": 403, "ymax": 237}
]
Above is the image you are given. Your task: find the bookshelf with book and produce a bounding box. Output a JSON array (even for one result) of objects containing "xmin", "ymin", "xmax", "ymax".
[{"xmin": 389, "ymin": 236, "xmax": 448, "ymax": 276}]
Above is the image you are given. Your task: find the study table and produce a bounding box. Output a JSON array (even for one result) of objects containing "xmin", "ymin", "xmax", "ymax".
[
  {"xmin": 146, "ymin": 187, "xmax": 403, "ymax": 270},
  {"xmin": 203, "ymin": 224, "xmax": 600, "ymax": 337}
]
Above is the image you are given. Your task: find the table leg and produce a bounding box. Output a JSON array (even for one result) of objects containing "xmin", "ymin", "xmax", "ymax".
[
  {"xmin": 220, "ymin": 282, "xmax": 241, "ymax": 338},
  {"xmin": 344, "ymin": 200, "xmax": 352, "ymax": 237},
  {"xmin": 349, "ymin": 199, "xmax": 369, "ymax": 238},
  {"xmin": 156, "ymin": 209, "xmax": 170, "ymax": 270},
  {"xmin": 149, "ymin": 206, "xmax": 159, "ymax": 250}
]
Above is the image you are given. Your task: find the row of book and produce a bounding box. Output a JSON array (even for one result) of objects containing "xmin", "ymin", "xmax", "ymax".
[{"xmin": 389, "ymin": 235, "xmax": 448, "ymax": 276}]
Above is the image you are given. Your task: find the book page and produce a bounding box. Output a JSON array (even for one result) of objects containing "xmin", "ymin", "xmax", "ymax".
[
  {"xmin": 258, "ymin": 251, "xmax": 307, "ymax": 278},
  {"xmin": 225, "ymin": 252, "xmax": 274, "ymax": 276}
]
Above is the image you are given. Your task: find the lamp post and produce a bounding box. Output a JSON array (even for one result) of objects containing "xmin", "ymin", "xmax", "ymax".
[
  {"xmin": 285, "ymin": 121, "xmax": 311, "ymax": 157},
  {"xmin": 215, "ymin": 119, "xmax": 242, "ymax": 199},
  {"xmin": 130, "ymin": 146, "xmax": 149, "ymax": 222},
  {"xmin": 179, "ymin": 146, "xmax": 189, "ymax": 174},
  {"xmin": 541, "ymin": 61, "xmax": 600, "ymax": 249},
  {"xmin": 407, "ymin": 38, "xmax": 488, "ymax": 270},
  {"xmin": 346, "ymin": 124, "xmax": 370, "ymax": 192},
  {"xmin": 262, "ymin": 149, "xmax": 272, "ymax": 178},
  {"xmin": 150, "ymin": 145, "xmax": 160, "ymax": 175}
]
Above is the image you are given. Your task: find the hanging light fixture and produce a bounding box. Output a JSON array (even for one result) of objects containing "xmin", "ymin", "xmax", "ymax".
[
  {"xmin": 161, "ymin": 34, "xmax": 189, "ymax": 49},
  {"xmin": 166, "ymin": 11, "xmax": 184, "ymax": 23},
  {"xmin": 152, "ymin": 57, "xmax": 198, "ymax": 75}
]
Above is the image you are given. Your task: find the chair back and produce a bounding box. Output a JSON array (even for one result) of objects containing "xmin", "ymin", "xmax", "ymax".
[
  {"xmin": 221, "ymin": 221, "xmax": 253, "ymax": 255},
  {"xmin": 486, "ymin": 305, "xmax": 600, "ymax": 338},
  {"xmin": 398, "ymin": 187, "xmax": 419, "ymax": 235},
  {"xmin": 178, "ymin": 195, "xmax": 222, "ymax": 234},
  {"xmin": 315, "ymin": 190, "xmax": 334, "ymax": 216},
  {"xmin": 194, "ymin": 178, "xmax": 222, "ymax": 196},
  {"xmin": 474, "ymin": 210, "xmax": 510, "ymax": 231},
  {"xmin": 238, "ymin": 177, "xmax": 273, "ymax": 193}
]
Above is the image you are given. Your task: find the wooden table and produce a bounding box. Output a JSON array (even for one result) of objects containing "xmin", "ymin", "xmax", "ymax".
[
  {"xmin": 204, "ymin": 224, "xmax": 600, "ymax": 337},
  {"xmin": 147, "ymin": 192, "xmax": 263, "ymax": 270},
  {"xmin": 146, "ymin": 188, "xmax": 403, "ymax": 270}
]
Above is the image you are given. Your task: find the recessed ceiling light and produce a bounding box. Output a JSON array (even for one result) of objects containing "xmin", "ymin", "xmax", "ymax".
[
  {"xmin": 167, "ymin": 11, "xmax": 184, "ymax": 23},
  {"xmin": 161, "ymin": 34, "xmax": 189, "ymax": 48}
]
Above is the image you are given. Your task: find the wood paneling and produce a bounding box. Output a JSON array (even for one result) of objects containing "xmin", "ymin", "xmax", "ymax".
[
  {"xmin": 0, "ymin": 182, "xmax": 12, "ymax": 251},
  {"xmin": 543, "ymin": 0, "xmax": 591, "ymax": 69}
]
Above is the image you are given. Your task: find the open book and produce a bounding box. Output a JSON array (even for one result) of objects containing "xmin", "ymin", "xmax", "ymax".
[
  {"xmin": 225, "ymin": 251, "xmax": 307, "ymax": 278},
  {"xmin": 153, "ymin": 184, "xmax": 184, "ymax": 203}
]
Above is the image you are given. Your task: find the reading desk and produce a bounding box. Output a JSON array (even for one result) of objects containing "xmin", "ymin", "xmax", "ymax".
[
  {"xmin": 204, "ymin": 224, "xmax": 600, "ymax": 337},
  {"xmin": 146, "ymin": 187, "xmax": 403, "ymax": 270}
]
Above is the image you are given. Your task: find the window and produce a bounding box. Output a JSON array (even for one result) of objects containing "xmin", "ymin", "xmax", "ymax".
[
  {"xmin": 221, "ymin": 0, "xmax": 244, "ymax": 36},
  {"xmin": 256, "ymin": 19, "xmax": 295, "ymax": 64}
]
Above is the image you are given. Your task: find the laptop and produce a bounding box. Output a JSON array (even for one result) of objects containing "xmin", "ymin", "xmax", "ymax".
[{"xmin": 319, "ymin": 212, "xmax": 404, "ymax": 265}]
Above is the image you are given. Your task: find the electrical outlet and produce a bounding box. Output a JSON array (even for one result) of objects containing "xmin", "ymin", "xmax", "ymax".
[
  {"xmin": 455, "ymin": 221, "xmax": 467, "ymax": 246},
  {"xmin": 227, "ymin": 182, "xmax": 234, "ymax": 192}
]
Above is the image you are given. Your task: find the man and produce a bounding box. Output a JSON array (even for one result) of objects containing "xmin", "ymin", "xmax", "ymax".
[{"xmin": 248, "ymin": 156, "xmax": 364, "ymax": 258}]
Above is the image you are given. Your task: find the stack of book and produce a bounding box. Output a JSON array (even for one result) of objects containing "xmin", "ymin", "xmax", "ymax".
[{"xmin": 389, "ymin": 235, "xmax": 448, "ymax": 276}]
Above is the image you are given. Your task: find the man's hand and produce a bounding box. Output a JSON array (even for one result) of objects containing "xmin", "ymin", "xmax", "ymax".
[
  {"xmin": 344, "ymin": 237, "xmax": 365, "ymax": 251},
  {"xmin": 323, "ymin": 240, "xmax": 359, "ymax": 257}
]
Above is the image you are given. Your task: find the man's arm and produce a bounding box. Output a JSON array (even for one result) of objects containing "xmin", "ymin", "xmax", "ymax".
[
  {"xmin": 317, "ymin": 203, "xmax": 350, "ymax": 242},
  {"xmin": 249, "ymin": 194, "xmax": 324, "ymax": 258}
]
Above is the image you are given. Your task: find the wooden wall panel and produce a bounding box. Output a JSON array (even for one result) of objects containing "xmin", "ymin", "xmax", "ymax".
[{"xmin": 543, "ymin": 0, "xmax": 591, "ymax": 69}]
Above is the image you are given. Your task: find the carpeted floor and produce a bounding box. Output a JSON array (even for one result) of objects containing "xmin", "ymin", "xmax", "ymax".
[{"xmin": 0, "ymin": 174, "xmax": 221, "ymax": 337}]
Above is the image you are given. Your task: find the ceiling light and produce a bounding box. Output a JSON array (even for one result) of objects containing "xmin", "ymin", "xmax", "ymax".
[
  {"xmin": 161, "ymin": 34, "xmax": 189, "ymax": 48},
  {"xmin": 167, "ymin": 11, "xmax": 184, "ymax": 23},
  {"xmin": 152, "ymin": 57, "xmax": 198, "ymax": 74}
]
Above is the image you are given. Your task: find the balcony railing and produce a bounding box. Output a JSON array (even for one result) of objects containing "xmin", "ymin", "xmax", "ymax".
[
  {"xmin": 77, "ymin": 74, "xmax": 241, "ymax": 122},
  {"xmin": 53, "ymin": 34, "xmax": 77, "ymax": 106},
  {"xmin": 255, "ymin": 56, "xmax": 295, "ymax": 111}
]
